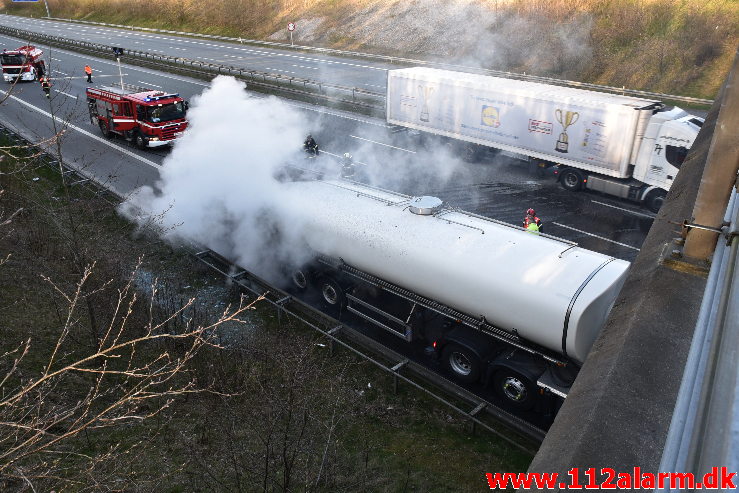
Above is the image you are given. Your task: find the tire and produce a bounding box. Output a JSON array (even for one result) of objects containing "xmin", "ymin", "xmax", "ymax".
[
  {"xmin": 291, "ymin": 269, "xmax": 309, "ymax": 291},
  {"xmin": 492, "ymin": 369, "xmax": 537, "ymax": 410},
  {"xmin": 135, "ymin": 132, "xmax": 148, "ymax": 150},
  {"xmin": 644, "ymin": 189, "xmax": 666, "ymax": 213},
  {"xmin": 98, "ymin": 120, "xmax": 111, "ymax": 139},
  {"xmin": 319, "ymin": 276, "xmax": 346, "ymax": 310},
  {"xmin": 442, "ymin": 343, "xmax": 482, "ymax": 383},
  {"xmin": 560, "ymin": 169, "xmax": 583, "ymax": 191}
]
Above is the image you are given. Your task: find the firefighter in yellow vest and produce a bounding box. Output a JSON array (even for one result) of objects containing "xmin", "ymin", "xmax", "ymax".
[{"xmin": 523, "ymin": 208, "xmax": 543, "ymax": 234}]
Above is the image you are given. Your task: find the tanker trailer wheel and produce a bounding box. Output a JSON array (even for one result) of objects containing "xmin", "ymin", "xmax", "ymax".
[
  {"xmin": 492, "ymin": 369, "xmax": 537, "ymax": 410},
  {"xmin": 560, "ymin": 169, "xmax": 583, "ymax": 191},
  {"xmin": 442, "ymin": 344, "xmax": 481, "ymax": 383},
  {"xmin": 291, "ymin": 269, "xmax": 309, "ymax": 291},
  {"xmin": 644, "ymin": 189, "xmax": 666, "ymax": 213},
  {"xmin": 319, "ymin": 276, "xmax": 346, "ymax": 311}
]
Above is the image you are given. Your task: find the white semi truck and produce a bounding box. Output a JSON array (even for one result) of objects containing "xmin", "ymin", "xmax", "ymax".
[
  {"xmin": 286, "ymin": 179, "xmax": 629, "ymax": 411},
  {"xmin": 386, "ymin": 67, "xmax": 703, "ymax": 212}
]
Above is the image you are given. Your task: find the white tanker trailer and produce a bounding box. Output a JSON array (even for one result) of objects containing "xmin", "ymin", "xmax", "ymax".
[{"xmin": 284, "ymin": 179, "xmax": 630, "ymax": 410}]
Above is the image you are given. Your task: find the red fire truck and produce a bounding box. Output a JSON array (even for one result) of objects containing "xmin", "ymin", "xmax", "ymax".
[
  {"xmin": 1, "ymin": 45, "xmax": 45, "ymax": 82},
  {"xmin": 86, "ymin": 85, "xmax": 188, "ymax": 149}
]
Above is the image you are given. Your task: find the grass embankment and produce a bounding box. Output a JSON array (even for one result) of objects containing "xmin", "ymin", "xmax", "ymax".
[
  {"xmin": 0, "ymin": 140, "xmax": 531, "ymax": 489},
  {"xmin": 4, "ymin": 0, "xmax": 736, "ymax": 99}
]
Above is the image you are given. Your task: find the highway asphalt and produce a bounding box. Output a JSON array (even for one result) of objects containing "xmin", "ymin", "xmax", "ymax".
[
  {"xmin": 0, "ymin": 14, "xmax": 390, "ymax": 91},
  {"xmin": 0, "ymin": 30, "xmax": 654, "ymax": 263}
]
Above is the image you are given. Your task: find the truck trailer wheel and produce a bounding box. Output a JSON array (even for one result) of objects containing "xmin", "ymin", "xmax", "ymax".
[
  {"xmin": 291, "ymin": 269, "xmax": 309, "ymax": 291},
  {"xmin": 319, "ymin": 276, "xmax": 346, "ymax": 310},
  {"xmin": 135, "ymin": 133, "xmax": 148, "ymax": 150},
  {"xmin": 492, "ymin": 369, "xmax": 537, "ymax": 410},
  {"xmin": 644, "ymin": 189, "xmax": 666, "ymax": 213},
  {"xmin": 442, "ymin": 344, "xmax": 481, "ymax": 383},
  {"xmin": 559, "ymin": 169, "xmax": 583, "ymax": 191}
]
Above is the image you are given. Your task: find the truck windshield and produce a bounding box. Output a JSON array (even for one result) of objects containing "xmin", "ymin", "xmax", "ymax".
[
  {"xmin": 145, "ymin": 102, "xmax": 186, "ymax": 123},
  {"xmin": 1, "ymin": 54, "xmax": 25, "ymax": 66}
]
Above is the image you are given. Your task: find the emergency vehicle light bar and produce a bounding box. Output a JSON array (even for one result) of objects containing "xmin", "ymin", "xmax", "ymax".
[{"xmin": 144, "ymin": 93, "xmax": 179, "ymax": 102}]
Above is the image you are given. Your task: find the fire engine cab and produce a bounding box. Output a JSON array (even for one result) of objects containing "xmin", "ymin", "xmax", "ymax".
[
  {"xmin": 1, "ymin": 45, "xmax": 45, "ymax": 82},
  {"xmin": 86, "ymin": 85, "xmax": 188, "ymax": 149}
]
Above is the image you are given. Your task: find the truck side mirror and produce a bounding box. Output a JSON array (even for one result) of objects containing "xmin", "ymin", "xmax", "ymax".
[{"xmin": 183, "ymin": 101, "xmax": 189, "ymax": 111}]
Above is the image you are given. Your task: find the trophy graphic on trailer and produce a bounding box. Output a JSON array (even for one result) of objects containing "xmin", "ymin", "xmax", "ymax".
[
  {"xmin": 555, "ymin": 109, "xmax": 579, "ymax": 153},
  {"xmin": 418, "ymin": 85, "xmax": 434, "ymax": 122}
]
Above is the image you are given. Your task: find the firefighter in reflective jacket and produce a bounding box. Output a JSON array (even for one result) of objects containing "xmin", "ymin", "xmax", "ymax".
[
  {"xmin": 523, "ymin": 208, "xmax": 543, "ymax": 234},
  {"xmin": 39, "ymin": 75, "xmax": 51, "ymax": 98}
]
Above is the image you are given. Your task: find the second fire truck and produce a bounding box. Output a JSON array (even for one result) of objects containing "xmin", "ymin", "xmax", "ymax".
[
  {"xmin": 86, "ymin": 85, "xmax": 188, "ymax": 149},
  {"xmin": 1, "ymin": 45, "xmax": 45, "ymax": 82}
]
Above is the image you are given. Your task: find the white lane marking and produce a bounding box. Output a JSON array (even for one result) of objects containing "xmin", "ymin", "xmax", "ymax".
[
  {"xmin": 53, "ymin": 70, "xmax": 69, "ymax": 75},
  {"xmin": 349, "ymin": 135, "xmax": 415, "ymax": 153},
  {"xmin": 0, "ymin": 89, "xmax": 160, "ymax": 170},
  {"xmin": 292, "ymin": 64, "xmax": 319, "ymax": 70},
  {"xmin": 552, "ymin": 222, "xmax": 640, "ymax": 251},
  {"xmin": 138, "ymin": 81, "xmax": 163, "ymax": 88},
  {"xmin": 54, "ymin": 90, "xmax": 78, "ymax": 99},
  {"xmin": 51, "ymin": 57, "xmax": 62, "ymax": 62},
  {"xmin": 591, "ymin": 200, "xmax": 654, "ymax": 219},
  {"xmin": 264, "ymin": 67, "xmax": 297, "ymax": 75}
]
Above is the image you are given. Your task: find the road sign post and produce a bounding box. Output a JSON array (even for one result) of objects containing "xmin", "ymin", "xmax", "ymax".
[{"xmin": 287, "ymin": 22, "xmax": 296, "ymax": 46}]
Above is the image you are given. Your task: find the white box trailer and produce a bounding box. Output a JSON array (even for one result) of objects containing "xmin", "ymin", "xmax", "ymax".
[{"xmin": 386, "ymin": 67, "xmax": 702, "ymax": 212}]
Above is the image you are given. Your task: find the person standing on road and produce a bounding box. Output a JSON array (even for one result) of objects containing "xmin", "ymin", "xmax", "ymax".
[
  {"xmin": 341, "ymin": 153, "xmax": 355, "ymax": 179},
  {"xmin": 523, "ymin": 208, "xmax": 543, "ymax": 234},
  {"xmin": 84, "ymin": 64, "xmax": 93, "ymax": 83},
  {"xmin": 39, "ymin": 75, "xmax": 52, "ymax": 98}
]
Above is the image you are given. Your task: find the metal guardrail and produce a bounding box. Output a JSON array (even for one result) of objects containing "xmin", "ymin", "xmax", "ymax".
[
  {"xmin": 0, "ymin": 124, "xmax": 545, "ymax": 453},
  {"xmin": 0, "ymin": 24, "xmax": 385, "ymax": 111},
  {"xmin": 14, "ymin": 14, "xmax": 715, "ymax": 107}
]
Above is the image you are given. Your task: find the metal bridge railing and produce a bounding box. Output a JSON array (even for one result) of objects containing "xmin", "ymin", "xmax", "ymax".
[{"xmin": 657, "ymin": 187, "xmax": 739, "ymax": 489}]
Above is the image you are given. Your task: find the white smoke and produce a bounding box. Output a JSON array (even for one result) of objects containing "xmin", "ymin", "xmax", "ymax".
[
  {"xmin": 120, "ymin": 76, "xmax": 314, "ymax": 280},
  {"xmin": 120, "ymin": 75, "xmax": 469, "ymax": 283}
]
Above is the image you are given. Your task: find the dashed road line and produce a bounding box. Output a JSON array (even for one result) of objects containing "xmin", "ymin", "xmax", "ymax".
[
  {"xmin": 350, "ymin": 135, "xmax": 415, "ymax": 153},
  {"xmin": 591, "ymin": 200, "xmax": 654, "ymax": 219}
]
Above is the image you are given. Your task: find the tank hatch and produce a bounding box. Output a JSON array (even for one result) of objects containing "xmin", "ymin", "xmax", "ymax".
[{"xmin": 409, "ymin": 196, "xmax": 443, "ymax": 215}]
